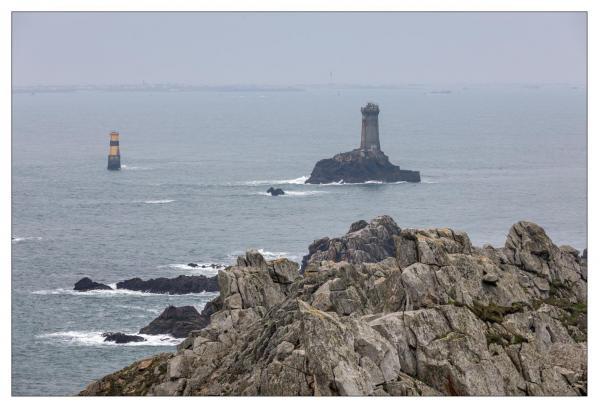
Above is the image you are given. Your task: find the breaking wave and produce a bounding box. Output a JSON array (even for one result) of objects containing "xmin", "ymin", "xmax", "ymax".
[
  {"xmin": 158, "ymin": 263, "xmax": 224, "ymax": 276},
  {"xmin": 32, "ymin": 287, "xmax": 219, "ymax": 298},
  {"xmin": 114, "ymin": 304, "xmax": 162, "ymax": 314},
  {"xmin": 319, "ymin": 180, "xmax": 407, "ymax": 186},
  {"xmin": 37, "ymin": 331, "xmax": 180, "ymax": 347},
  {"xmin": 229, "ymin": 248, "xmax": 302, "ymax": 263},
  {"xmin": 237, "ymin": 176, "xmax": 308, "ymax": 186}
]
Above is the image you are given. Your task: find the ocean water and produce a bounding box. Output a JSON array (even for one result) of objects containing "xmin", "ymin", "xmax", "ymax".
[{"xmin": 11, "ymin": 85, "xmax": 586, "ymax": 395}]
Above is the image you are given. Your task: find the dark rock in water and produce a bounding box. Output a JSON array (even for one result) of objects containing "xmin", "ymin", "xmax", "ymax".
[
  {"xmin": 305, "ymin": 103, "xmax": 420, "ymax": 184},
  {"xmin": 210, "ymin": 263, "xmax": 225, "ymax": 269},
  {"xmin": 74, "ymin": 277, "xmax": 113, "ymax": 292},
  {"xmin": 102, "ymin": 332, "xmax": 146, "ymax": 344},
  {"xmin": 305, "ymin": 148, "xmax": 420, "ymax": 184},
  {"xmin": 139, "ymin": 305, "xmax": 207, "ymax": 338},
  {"xmin": 187, "ymin": 262, "xmax": 226, "ymax": 269},
  {"xmin": 116, "ymin": 275, "xmax": 219, "ymax": 295},
  {"xmin": 267, "ymin": 187, "xmax": 285, "ymax": 196},
  {"xmin": 301, "ymin": 215, "xmax": 400, "ymax": 271}
]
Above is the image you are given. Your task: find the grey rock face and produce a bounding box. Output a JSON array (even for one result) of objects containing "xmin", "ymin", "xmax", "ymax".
[
  {"xmin": 301, "ymin": 215, "xmax": 401, "ymax": 271},
  {"xmin": 80, "ymin": 218, "xmax": 587, "ymax": 396}
]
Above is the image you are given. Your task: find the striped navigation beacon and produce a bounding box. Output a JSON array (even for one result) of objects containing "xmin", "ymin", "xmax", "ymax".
[{"xmin": 107, "ymin": 131, "xmax": 121, "ymax": 170}]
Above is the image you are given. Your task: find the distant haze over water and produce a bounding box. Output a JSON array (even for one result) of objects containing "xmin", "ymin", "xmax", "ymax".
[{"xmin": 12, "ymin": 12, "xmax": 586, "ymax": 86}]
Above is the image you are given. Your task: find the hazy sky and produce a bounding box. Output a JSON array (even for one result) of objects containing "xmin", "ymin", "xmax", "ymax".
[{"xmin": 12, "ymin": 12, "xmax": 586, "ymax": 86}]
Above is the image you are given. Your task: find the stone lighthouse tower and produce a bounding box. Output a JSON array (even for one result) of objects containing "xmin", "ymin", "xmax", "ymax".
[
  {"xmin": 360, "ymin": 102, "xmax": 381, "ymax": 151},
  {"xmin": 107, "ymin": 131, "xmax": 121, "ymax": 170}
]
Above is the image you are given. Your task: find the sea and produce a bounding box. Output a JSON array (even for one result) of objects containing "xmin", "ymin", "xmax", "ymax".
[{"xmin": 11, "ymin": 85, "xmax": 587, "ymax": 395}]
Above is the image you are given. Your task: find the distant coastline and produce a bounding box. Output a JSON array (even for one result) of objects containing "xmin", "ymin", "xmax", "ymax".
[{"xmin": 11, "ymin": 82, "xmax": 584, "ymax": 95}]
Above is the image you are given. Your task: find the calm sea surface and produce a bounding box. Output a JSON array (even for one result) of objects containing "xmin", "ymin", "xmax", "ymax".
[{"xmin": 11, "ymin": 86, "xmax": 587, "ymax": 395}]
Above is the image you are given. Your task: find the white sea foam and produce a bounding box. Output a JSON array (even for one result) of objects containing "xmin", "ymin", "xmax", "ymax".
[
  {"xmin": 158, "ymin": 263, "xmax": 223, "ymax": 276},
  {"xmin": 12, "ymin": 236, "xmax": 42, "ymax": 243},
  {"xmin": 121, "ymin": 165, "xmax": 152, "ymax": 171},
  {"xmin": 37, "ymin": 331, "xmax": 180, "ymax": 347},
  {"xmin": 320, "ymin": 180, "xmax": 407, "ymax": 186},
  {"xmin": 257, "ymin": 249, "xmax": 290, "ymax": 259},
  {"xmin": 32, "ymin": 287, "xmax": 219, "ymax": 298},
  {"xmin": 143, "ymin": 199, "xmax": 175, "ymax": 204},
  {"xmin": 238, "ymin": 176, "xmax": 308, "ymax": 186},
  {"xmin": 229, "ymin": 248, "xmax": 301, "ymax": 263},
  {"xmin": 114, "ymin": 304, "xmax": 162, "ymax": 314}
]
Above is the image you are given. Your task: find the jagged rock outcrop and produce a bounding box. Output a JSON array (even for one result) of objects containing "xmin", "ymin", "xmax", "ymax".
[
  {"xmin": 74, "ymin": 277, "xmax": 113, "ymax": 291},
  {"xmin": 301, "ymin": 215, "xmax": 400, "ymax": 271},
  {"xmin": 80, "ymin": 218, "xmax": 587, "ymax": 396},
  {"xmin": 117, "ymin": 275, "xmax": 219, "ymax": 295},
  {"xmin": 305, "ymin": 149, "xmax": 420, "ymax": 184},
  {"xmin": 140, "ymin": 306, "xmax": 209, "ymax": 338}
]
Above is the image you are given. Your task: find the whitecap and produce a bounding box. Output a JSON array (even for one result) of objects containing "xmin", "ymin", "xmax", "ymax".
[
  {"xmin": 12, "ymin": 236, "xmax": 42, "ymax": 243},
  {"xmin": 37, "ymin": 331, "xmax": 180, "ymax": 347},
  {"xmin": 121, "ymin": 165, "xmax": 152, "ymax": 171},
  {"xmin": 143, "ymin": 199, "xmax": 175, "ymax": 204}
]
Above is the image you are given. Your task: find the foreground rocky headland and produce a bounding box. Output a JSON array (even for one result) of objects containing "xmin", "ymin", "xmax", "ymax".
[{"xmin": 80, "ymin": 216, "xmax": 587, "ymax": 396}]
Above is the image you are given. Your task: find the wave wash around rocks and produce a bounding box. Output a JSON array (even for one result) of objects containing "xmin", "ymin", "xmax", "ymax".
[{"xmin": 80, "ymin": 216, "xmax": 587, "ymax": 396}]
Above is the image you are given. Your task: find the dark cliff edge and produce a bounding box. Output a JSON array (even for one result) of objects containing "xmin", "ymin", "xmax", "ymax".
[
  {"xmin": 80, "ymin": 216, "xmax": 587, "ymax": 396},
  {"xmin": 305, "ymin": 149, "xmax": 420, "ymax": 184}
]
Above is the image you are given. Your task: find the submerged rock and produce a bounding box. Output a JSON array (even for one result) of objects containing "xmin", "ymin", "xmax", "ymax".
[
  {"xmin": 267, "ymin": 187, "xmax": 285, "ymax": 196},
  {"xmin": 187, "ymin": 263, "xmax": 199, "ymax": 268},
  {"xmin": 116, "ymin": 275, "xmax": 218, "ymax": 295},
  {"xmin": 139, "ymin": 306, "xmax": 208, "ymax": 338},
  {"xmin": 102, "ymin": 332, "xmax": 146, "ymax": 344},
  {"xmin": 73, "ymin": 277, "xmax": 112, "ymax": 292},
  {"xmin": 81, "ymin": 217, "xmax": 587, "ymax": 396}
]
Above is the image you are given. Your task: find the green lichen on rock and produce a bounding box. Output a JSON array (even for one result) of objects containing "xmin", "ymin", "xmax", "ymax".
[{"xmin": 470, "ymin": 301, "xmax": 527, "ymax": 324}]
